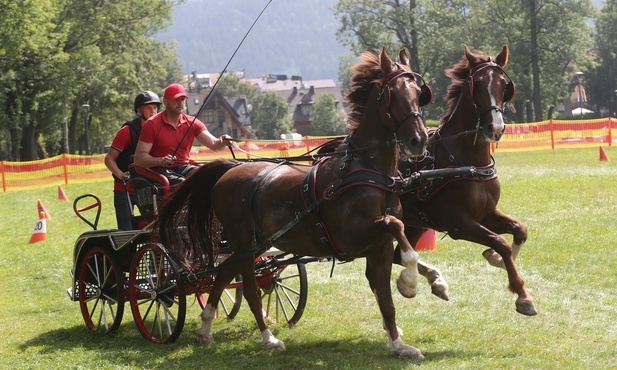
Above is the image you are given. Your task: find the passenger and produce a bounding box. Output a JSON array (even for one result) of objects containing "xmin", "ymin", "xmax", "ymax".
[
  {"xmin": 105, "ymin": 91, "xmax": 161, "ymax": 230},
  {"xmin": 134, "ymin": 83, "xmax": 231, "ymax": 185}
]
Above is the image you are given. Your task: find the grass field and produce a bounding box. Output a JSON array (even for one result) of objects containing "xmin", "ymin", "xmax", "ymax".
[{"xmin": 1, "ymin": 147, "xmax": 616, "ymax": 369}]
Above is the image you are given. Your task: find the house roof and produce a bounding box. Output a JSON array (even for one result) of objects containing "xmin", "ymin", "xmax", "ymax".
[
  {"xmin": 185, "ymin": 88, "xmax": 251, "ymax": 137},
  {"xmin": 278, "ymin": 85, "xmax": 346, "ymax": 122},
  {"xmin": 244, "ymin": 76, "xmax": 337, "ymax": 92}
]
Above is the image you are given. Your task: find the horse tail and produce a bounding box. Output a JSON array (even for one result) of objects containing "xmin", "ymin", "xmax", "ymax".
[{"xmin": 154, "ymin": 159, "xmax": 238, "ymax": 269}]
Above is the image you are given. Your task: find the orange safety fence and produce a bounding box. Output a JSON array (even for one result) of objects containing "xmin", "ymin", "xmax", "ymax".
[
  {"xmin": 0, "ymin": 136, "xmax": 338, "ymax": 192},
  {"xmin": 492, "ymin": 117, "xmax": 615, "ymax": 152},
  {"xmin": 1, "ymin": 119, "xmax": 615, "ymax": 192}
]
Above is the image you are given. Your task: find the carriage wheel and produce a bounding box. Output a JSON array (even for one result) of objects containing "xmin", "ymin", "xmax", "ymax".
[
  {"xmin": 260, "ymin": 262, "xmax": 308, "ymax": 326},
  {"xmin": 78, "ymin": 246, "xmax": 125, "ymax": 334},
  {"xmin": 128, "ymin": 243, "xmax": 186, "ymax": 343},
  {"xmin": 196, "ymin": 274, "xmax": 243, "ymax": 319}
]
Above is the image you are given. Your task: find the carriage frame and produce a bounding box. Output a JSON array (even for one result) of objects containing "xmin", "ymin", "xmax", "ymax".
[{"xmin": 66, "ymin": 167, "xmax": 315, "ymax": 343}]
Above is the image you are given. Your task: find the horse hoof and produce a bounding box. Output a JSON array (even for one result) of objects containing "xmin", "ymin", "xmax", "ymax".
[
  {"xmin": 196, "ymin": 332, "xmax": 214, "ymax": 344},
  {"xmin": 515, "ymin": 299, "xmax": 537, "ymax": 316},
  {"xmin": 265, "ymin": 340, "xmax": 286, "ymax": 352},
  {"xmin": 398, "ymin": 348, "xmax": 425, "ymax": 361},
  {"xmin": 431, "ymin": 284, "xmax": 450, "ymax": 301},
  {"xmin": 397, "ymin": 278, "xmax": 417, "ymax": 298},
  {"xmin": 482, "ymin": 248, "xmax": 505, "ymax": 269}
]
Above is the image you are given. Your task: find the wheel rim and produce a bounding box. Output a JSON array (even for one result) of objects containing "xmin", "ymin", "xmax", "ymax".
[
  {"xmin": 78, "ymin": 247, "xmax": 124, "ymax": 333},
  {"xmin": 128, "ymin": 243, "xmax": 185, "ymax": 343},
  {"xmin": 260, "ymin": 262, "xmax": 307, "ymax": 326}
]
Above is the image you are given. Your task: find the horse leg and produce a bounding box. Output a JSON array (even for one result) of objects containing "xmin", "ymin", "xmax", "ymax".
[
  {"xmin": 196, "ymin": 264, "xmax": 238, "ymax": 344},
  {"xmin": 365, "ymin": 252, "xmax": 424, "ymax": 360},
  {"xmin": 479, "ymin": 209, "xmax": 528, "ymax": 269},
  {"xmin": 381, "ymin": 216, "xmax": 420, "ymax": 299},
  {"xmin": 450, "ymin": 222, "xmax": 536, "ymax": 316},
  {"xmin": 417, "ymin": 260, "xmax": 449, "ymax": 301},
  {"xmin": 238, "ymin": 256, "xmax": 286, "ymax": 351},
  {"xmin": 402, "ymin": 227, "xmax": 450, "ymax": 301}
]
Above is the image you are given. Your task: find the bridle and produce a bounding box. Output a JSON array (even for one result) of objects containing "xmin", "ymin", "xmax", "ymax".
[
  {"xmin": 378, "ymin": 67, "xmax": 433, "ymax": 133},
  {"xmin": 467, "ymin": 60, "xmax": 515, "ymax": 120},
  {"xmin": 440, "ymin": 59, "xmax": 515, "ymax": 144}
]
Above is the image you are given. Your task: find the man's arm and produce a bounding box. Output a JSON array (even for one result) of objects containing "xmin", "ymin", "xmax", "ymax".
[
  {"xmin": 104, "ymin": 148, "xmax": 129, "ymax": 181},
  {"xmin": 196, "ymin": 131, "xmax": 232, "ymax": 151},
  {"xmin": 134, "ymin": 140, "xmax": 175, "ymax": 168}
]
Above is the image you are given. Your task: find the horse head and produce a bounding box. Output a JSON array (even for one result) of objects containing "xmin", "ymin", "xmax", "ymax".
[
  {"xmin": 377, "ymin": 48, "xmax": 430, "ymax": 157},
  {"xmin": 456, "ymin": 45, "xmax": 514, "ymax": 142}
]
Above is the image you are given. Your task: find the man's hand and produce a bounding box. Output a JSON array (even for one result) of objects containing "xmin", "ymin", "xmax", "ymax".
[
  {"xmin": 161, "ymin": 154, "xmax": 176, "ymax": 167},
  {"xmin": 219, "ymin": 134, "xmax": 232, "ymax": 147}
]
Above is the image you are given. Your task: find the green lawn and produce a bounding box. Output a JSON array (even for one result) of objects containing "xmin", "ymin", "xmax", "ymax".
[{"xmin": 1, "ymin": 146, "xmax": 616, "ymax": 369}]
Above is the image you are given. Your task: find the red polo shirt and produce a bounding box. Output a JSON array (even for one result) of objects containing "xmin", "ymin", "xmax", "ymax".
[{"xmin": 139, "ymin": 110, "xmax": 207, "ymax": 164}]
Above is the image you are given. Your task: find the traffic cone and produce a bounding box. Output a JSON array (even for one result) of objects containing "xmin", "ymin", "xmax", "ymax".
[
  {"xmin": 37, "ymin": 199, "xmax": 51, "ymax": 220},
  {"xmin": 58, "ymin": 185, "xmax": 69, "ymax": 201},
  {"xmin": 415, "ymin": 229, "xmax": 437, "ymax": 251},
  {"xmin": 599, "ymin": 147, "xmax": 610, "ymax": 162},
  {"xmin": 29, "ymin": 212, "xmax": 48, "ymax": 243}
]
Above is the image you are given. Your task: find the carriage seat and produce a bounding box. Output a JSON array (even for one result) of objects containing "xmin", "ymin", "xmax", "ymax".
[{"xmin": 128, "ymin": 164, "xmax": 172, "ymax": 229}]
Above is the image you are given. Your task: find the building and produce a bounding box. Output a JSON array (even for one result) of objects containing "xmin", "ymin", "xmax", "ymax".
[
  {"xmin": 185, "ymin": 88, "xmax": 252, "ymax": 140},
  {"xmin": 182, "ymin": 72, "xmax": 346, "ymax": 137},
  {"xmin": 245, "ymin": 74, "xmax": 346, "ymax": 136}
]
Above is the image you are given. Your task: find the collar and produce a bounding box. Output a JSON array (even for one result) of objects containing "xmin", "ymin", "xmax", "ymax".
[{"xmin": 162, "ymin": 111, "xmax": 189, "ymax": 128}]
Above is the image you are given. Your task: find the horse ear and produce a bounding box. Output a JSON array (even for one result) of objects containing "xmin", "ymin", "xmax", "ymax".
[
  {"xmin": 380, "ymin": 47, "xmax": 393, "ymax": 75},
  {"xmin": 399, "ymin": 49, "xmax": 409, "ymax": 66},
  {"xmin": 495, "ymin": 45, "xmax": 509, "ymax": 68},
  {"xmin": 464, "ymin": 45, "xmax": 478, "ymax": 65}
]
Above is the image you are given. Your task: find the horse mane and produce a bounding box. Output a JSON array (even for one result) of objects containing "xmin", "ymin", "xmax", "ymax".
[
  {"xmin": 345, "ymin": 50, "xmax": 389, "ymax": 132},
  {"xmin": 442, "ymin": 48, "xmax": 493, "ymax": 124}
]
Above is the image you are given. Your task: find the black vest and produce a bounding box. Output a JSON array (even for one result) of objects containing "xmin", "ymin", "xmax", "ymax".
[{"xmin": 115, "ymin": 117, "xmax": 141, "ymax": 175}]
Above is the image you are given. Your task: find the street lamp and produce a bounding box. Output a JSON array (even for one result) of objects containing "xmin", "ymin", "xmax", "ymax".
[
  {"xmin": 82, "ymin": 104, "xmax": 90, "ymax": 155},
  {"xmin": 575, "ymin": 71, "xmax": 584, "ymax": 117}
]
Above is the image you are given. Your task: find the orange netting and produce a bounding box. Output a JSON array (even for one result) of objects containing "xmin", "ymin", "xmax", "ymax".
[
  {"xmin": 494, "ymin": 117, "xmax": 615, "ymax": 152},
  {"xmin": 1, "ymin": 120, "xmax": 615, "ymax": 192}
]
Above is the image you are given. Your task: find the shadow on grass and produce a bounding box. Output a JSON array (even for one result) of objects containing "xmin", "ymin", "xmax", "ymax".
[{"xmin": 19, "ymin": 323, "xmax": 482, "ymax": 368}]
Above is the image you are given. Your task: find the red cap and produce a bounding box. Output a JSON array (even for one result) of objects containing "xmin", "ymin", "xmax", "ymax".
[{"xmin": 163, "ymin": 83, "xmax": 188, "ymax": 100}]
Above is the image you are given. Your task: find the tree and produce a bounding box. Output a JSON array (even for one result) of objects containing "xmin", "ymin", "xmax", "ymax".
[
  {"xmin": 251, "ymin": 92, "xmax": 293, "ymax": 139},
  {"xmin": 0, "ymin": 0, "xmax": 182, "ymax": 160},
  {"xmin": 588, "ymin": 0, "xmax": 617, "ymax": 116},
  {"xmin": 333, "ymin": 0, "xmax": 597, "ymax": 122},
  {"xmin": 310, "ymin": 94, "xmax": 347, "ymax": 136},
  {"xmin": 333, "ymin": 0, "xmax": 475, "ymax": 119},
  {"xmin": 338, "ymin": 54, "xmax": 359, "ymax": 97},
  {"xmin": 468, "ymin": 0, "xmax": 595, "ymax": 122},
  {"xmin": 214, "ymin": 73, "xmax": 259, "ymax": 101}
]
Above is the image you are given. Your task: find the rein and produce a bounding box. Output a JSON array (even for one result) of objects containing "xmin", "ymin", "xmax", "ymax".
[
  {"xmin": 215, "ymin": 66, "xmax": 429, "ymax": 264},
  {"xmin": 171, "ymin": 0, "xmax": 274, "ymax": 158}
]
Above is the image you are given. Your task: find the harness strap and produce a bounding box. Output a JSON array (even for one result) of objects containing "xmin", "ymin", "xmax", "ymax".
[
  {"xmin": 302, "ymin": 160, "xmax": 349, "ymax": 261},
  {"xmin": 417, "ymin": 159, "xmax": 497, "ymax": 201}
]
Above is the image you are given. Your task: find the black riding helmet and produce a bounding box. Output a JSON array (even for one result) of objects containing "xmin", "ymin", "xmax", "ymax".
[{"xmin": 133, "ymin": 91, "xmax": 161, "ymax": 115}]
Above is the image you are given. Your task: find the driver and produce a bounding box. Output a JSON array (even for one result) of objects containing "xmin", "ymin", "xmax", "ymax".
[{"xmin": 134, "ymin": 83, "xmax": 231, "ymax": 185}]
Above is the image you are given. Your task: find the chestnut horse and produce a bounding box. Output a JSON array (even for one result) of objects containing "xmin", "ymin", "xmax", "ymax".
[
  {"xmin": 156, "ymin": 48, "xmax": 432, "ymax": 359},
  {"xmin": 397, "ymin": 45, "xmax": 536, "ymax": 316}
]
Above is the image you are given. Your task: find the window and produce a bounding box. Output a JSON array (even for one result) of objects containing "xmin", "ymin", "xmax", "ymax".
[
  {"xmin": 300, "ymin": 104, "xmax": 313, "ymax": 116},
  {"xmin": 204, "ymin": 111, "xmax": 214, "ymax": 124}
]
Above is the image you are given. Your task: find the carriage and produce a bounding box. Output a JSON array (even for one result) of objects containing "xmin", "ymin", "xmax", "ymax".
[
  {"xmin": 66, "ymin": 165, "xmax": 316, "ymax": 344},
  {"xmin": 66, "ymin": 156, "xmax": 474, "ymax": 344}
]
